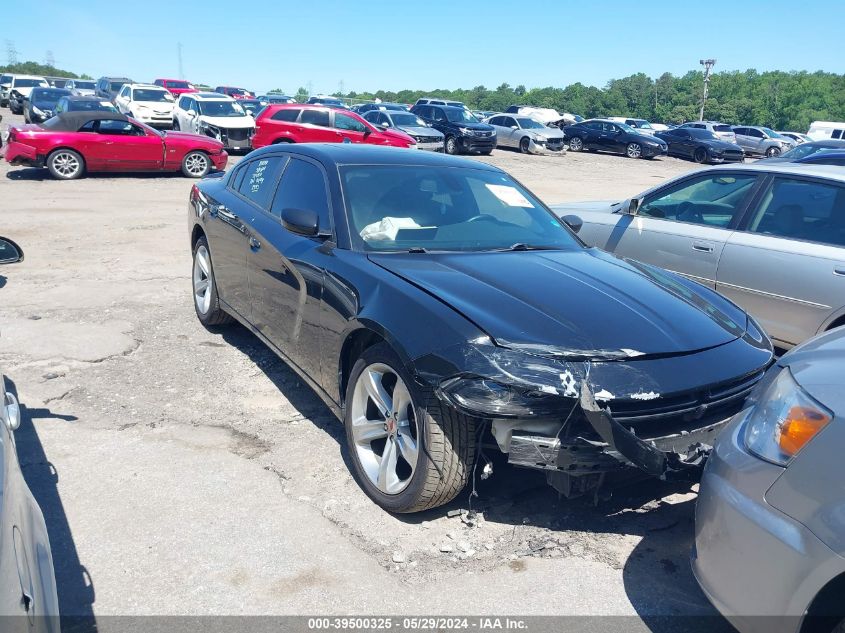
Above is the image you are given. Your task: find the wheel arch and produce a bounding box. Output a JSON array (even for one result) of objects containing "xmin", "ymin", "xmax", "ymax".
[
  {"xmin": 46, "ymin": 145, "xmax": 87, "ymax": 166},
  {"xmin": 190, "ymin": 223, "xmax": 206, "ymax": 251},
  {"xmin": 819, "ymin": 309, "xmax": 845, "ymax": 334},
  {"xmin": 337, "ymin": 320, "xmax": 420, "ymax": 409},
  {"xmin": 799, "ymin": 571, "xmax": 845, "ymax": 633}
]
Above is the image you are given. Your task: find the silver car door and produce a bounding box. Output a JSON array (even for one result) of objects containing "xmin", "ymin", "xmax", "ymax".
[
  {"xmin": 502, "ymin": 116, "xmax": 519, "ymax": 147},
  {"xmin": 594, "ymin": 171, "xmax": 761, "ymax": 288},
  {"xmin": 716, "ymin": 175, "xmax": 845, "ymax": 348}
]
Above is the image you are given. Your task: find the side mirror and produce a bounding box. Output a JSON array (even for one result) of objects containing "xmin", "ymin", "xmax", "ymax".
[
  {"xmin": 282, "ymin": 207, "xmax": 319, "ymax": 237},
  {"xmin": 0, "ymin": 237, "xmax": 24, "ymax": 264},
  {"xmin": 510, "ymin": 125, "xmax": 518, "ymax": 130},
  {"xmin": 627, "ymin": 198, "xmax": 641, "ymax": 215},
  {"xmin": 562, "ymin": 214, "xmax": 583, "ymax": 234},
  {"xmin": 363, "ymin": 127, "xmax": 372, "ymax": 136},
  {"xmin": 187, "ymin": 109, "xmax": 197, "ymax": 118}
]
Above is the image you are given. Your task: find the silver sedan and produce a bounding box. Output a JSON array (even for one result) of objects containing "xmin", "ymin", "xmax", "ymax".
[
  {"xmin": 552, "ymin": 162, "xmax": 845, "ymax": 350},
  {"xmin": 484, "ymin": 114, "xmax": 566, "ymax": 153},
  {"xmin": 0, "ymin": 237, "xmax": 59, "ymax": 630},
  {"xmin": 693, "ymin": 326, "xmax": 845, "ymax": 633}
]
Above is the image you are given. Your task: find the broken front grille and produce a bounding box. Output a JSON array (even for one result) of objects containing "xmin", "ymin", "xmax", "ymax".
[
  {"xmin": 606, "ymin": 369, "xmax": 765, "ymax": 437},
  {"xmin": 225, "ymin": 128, "xmax": 251, "ymax": 141}
]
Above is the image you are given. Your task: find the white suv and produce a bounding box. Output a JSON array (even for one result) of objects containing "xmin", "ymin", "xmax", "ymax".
[
  {"xmin": 114, "ymin": 83, "xmax": 176, "ymax": 129},
  {"xmin": 5, "ymin": 75, "xmax": 49, "ymax": 113},
  {"xmin": 173, "ymin": 92, "xmax": 254, "ymax": 151}
]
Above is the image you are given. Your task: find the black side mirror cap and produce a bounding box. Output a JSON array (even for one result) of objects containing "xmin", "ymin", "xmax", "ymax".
[
  {"xmin": 562, "ymin": 214, "xmax": 583, "ymax": 234},
  {"xmin": 282, "ymin": 207, "xmax": 320, "ymax": 237}
]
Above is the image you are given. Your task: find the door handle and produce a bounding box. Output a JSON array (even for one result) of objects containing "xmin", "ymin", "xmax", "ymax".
[
  {"xmin": 248, "ymin": 236, "xmax": 261, "ymax": 250},
  {"xmin": 217, "ymin": 206, "xmax": 237, "ymax": 221},
  {"xmin": 692, "ymin": 241, "xmax": 715, "ymax": 253},
  {"xmin": 835, "ymin": 267, "xmax": 845, "ymax": 277}
]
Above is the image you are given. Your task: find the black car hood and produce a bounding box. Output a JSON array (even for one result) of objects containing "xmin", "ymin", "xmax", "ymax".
[
  {"xmin": 369, "ymin": 248, "xmax": 747, "ymax": 359},
  {"xmin": 451, "ymin": 122, "xmax": 493, "ymax": 131}
]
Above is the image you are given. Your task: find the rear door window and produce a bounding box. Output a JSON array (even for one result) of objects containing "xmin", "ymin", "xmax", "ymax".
[
  {"xmin": 747, "ymin": 177, "xmax": 845, "ymax": 247},
  {"xmin": 300, "ymin": 109, "xmax": 330, "ymax": 127},
  {"xmin": 640, "ymin": 173, "xmax": 758, "ymax": 227},
  {"xmin": 237, "ymin": 156, "xmax": 288, "ymax": 209},
  {"xmin": 271, "ymin": 108, "xmax": 301, "ymax": 122}
]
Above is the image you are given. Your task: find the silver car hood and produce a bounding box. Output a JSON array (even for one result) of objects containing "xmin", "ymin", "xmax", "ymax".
[
  {"xmin": 550, "ymin": 200, "xmax": 620, "ymax": 215},
  {"xmin": 396, "ymin": 125, "xmax": 443, "ymax": 138},
  {"xmin": 528, "ymin": 127, "xmax": 565, "ymax": 139},
  {"xmin": 777, "ymin": 327, "xmax": 845, "ymax": 410}
]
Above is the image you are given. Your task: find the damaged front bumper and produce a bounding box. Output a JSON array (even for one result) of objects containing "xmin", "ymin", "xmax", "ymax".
[{"xmin": 416, "ymin": 326, "xmax": 772, "ymax": 497}]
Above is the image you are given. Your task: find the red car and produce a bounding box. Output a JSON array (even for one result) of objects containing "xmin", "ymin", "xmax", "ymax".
[
  {"xmin": 153, "ymin": 78, "xmax": 198, "ymax": 96},
  {"xmin": 2, "ymin": 112, "xmax": 228, "ymax": 180},
  {"xmin": 214, "ymin": 86, "xmax": 253, "ymax": 100},
  {"xmin": 252, "ymin": 104, "xmax": 416, "ymax": 149}
]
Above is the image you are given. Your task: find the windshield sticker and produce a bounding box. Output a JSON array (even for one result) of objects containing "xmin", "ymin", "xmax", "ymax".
[
  {"xmin": 249, "ymin": 160, "xmax": 270, "ymax": 194},
  {"xmin": 360, "ymin": 217, "xmax": 434, "ymax": 241},
  {"xmin": 485, "ymin": 184, "xmax": 533, "ymax": 207}
]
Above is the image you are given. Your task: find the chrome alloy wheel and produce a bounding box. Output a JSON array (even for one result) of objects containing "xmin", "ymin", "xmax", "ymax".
[
  {"xmin": 193, "ymin": 244, "xmax": 213, "ymax": 315},
  {"xmin": 350, "ymin": 363, "xmax": 419, "ymax": 495},
  {"xmin": 626, "ymin": 143, "xmax": 642, "ymax": 158},
  {"xmin": 52, "ymin": 151, "xmax": 81, "ymax": 177},
  {"xmin": 185, "ymin": 152, "xmax": 209, "ymax": 176}
]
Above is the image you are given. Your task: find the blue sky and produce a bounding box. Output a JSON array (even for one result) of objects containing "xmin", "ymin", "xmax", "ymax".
[{"xmin": 10, "ymin": 0, "xmax": 845, "ymax": 95}]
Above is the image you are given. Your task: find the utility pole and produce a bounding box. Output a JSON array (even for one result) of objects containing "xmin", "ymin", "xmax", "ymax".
[
  {"xmin": 338, "ymin": 79, "xmax": 344, "ymax": 97},
  {"xmin": 699, "ymin": 58, "xmax": 716, "ymax": 121},
  {"xmin": 306, "ymin": 80, "xmax": 313, "ymax": 97},
  {"xmin": 177, "ymin": 42, "xmax": 184, "ymax": 79},
  {"xmin": 5, "ymin": 40, "xmax": 18, "ymax": 65},
  {"xmin": 45, "ymin": 50, "xmax": 55, "ymax": 67}
]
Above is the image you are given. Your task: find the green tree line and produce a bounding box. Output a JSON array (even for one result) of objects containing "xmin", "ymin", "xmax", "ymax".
[
  {"xmin": 0, "ymin": 60, "xmax": 92, "ymax": 80},
  {"xmin": 322, "ymin": 69, "xmax": 845, "ymax": 132}
]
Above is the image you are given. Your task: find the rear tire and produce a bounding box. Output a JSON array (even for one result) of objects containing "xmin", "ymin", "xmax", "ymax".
[
  {"xmin": 46, "ymin": 149, "xmax": 85, "ymax": 180},
  {"xmin": 344, "ymin": 342, "xmax": 476, "ymax": 513},
  {"xmin": 192, "ymin": 236, "xmax": 234, "ymax": 327},
  {"xmin": 568, "ymin": 136, "xmax": 583, "ymax": 151}
]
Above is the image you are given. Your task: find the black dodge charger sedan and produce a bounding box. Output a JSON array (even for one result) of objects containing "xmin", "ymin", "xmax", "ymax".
[
  {"xmin": 188, "ymin": 144, "xmax": 773, "ymax": 513},
  {"xmin": 564, "ymin": 119, "xmax": 668, "ymax": 159},
  {"xmin": 655, "ymin": 127, "xmax": 745, "ymax": 164}
]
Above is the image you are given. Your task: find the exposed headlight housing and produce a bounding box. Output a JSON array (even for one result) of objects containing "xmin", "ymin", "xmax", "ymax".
[
  {"xmin": 439, "ymin": 376, "xmax": 562, "ymax": 418},
  {"xmin": 744, "ymin": 367, "xmax": 832, "ymax": 466}
]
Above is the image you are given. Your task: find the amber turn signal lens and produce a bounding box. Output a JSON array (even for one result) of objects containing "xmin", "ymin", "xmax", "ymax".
[{"xmin": 778, "ymin": 406, "xmax": 831, "ymax": 456}]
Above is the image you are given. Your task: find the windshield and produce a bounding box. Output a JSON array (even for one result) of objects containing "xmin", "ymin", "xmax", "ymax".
[
  {"xmin": 198, "ymin": 100, "xmax": 246, "ymax": 117},
  {"xmin": 32, "ymin": 89, "xmax": 69, "ymax": 105},
  {"xmin": 760, "ymin": 127, "xmax": 780, "ymax": 137},
  {"xmin": 341, "ymin": 165, "xmax": 580, "ymax": 253},
  {"xmin": 617, "ymin": 122, "xmax": 637, "ymax": 133},
  {"xmin": 75, "ymin": 81, "xmax": 95, "ymax": 89},
  {"xmin": 15, "ymin": 78, "xmax": 48, "ymax": 88},
  {"xmin": 390, "ymin": 113, "xmax": 426, "ymax": 127},
  {"xmin": 516, "ymin": 117, "xmax": 547, "ymax": 130},
  {"xmin": 66, "ymin": 99, "xmax": 118, "ymax": 112},
  {"xmin": 781, "ymin": 144, "xmax": 827, "ymax": 160},
  {"xmin": 133, "ymin": 89, "xmax": 173, "ymax": 102},
  {"xmin": 688, "ymin": 128, "xmax": 719, "ymax": 140},
  {"xmin": 445, "ymin": 108, "xmax": 478, "ymax": 123}
]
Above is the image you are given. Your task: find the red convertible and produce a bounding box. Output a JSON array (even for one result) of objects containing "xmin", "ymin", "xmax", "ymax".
[{"xmin": 2, "ymin": 111, "xmax": 228, "ymax": 180}]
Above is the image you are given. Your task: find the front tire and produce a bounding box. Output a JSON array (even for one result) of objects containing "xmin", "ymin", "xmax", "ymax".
[
  {"xmin": 46, "ymin": 149, "xmax": 85, "ymax": 180},
  {"xmin": 182, "ymin": 151, "xmax": 211, "ymax": 178},
  {"xmin": 192, "ymin": 236, "xmax": 233, "ymax": 327},
  {"xmin": 693, "ymin": 147, "xmax": 708, "ymax": 163},
  {"xmin": 444, "ymin": 136, "xmax": 459, "ymax": 155},
  {"xmin": 766, "ymin": 146, "xmax": 781, "ymax": 158},
  {"xmin": 519, "ymin": 136, "xmax": 531, "ymax": 153},
  {"xmin": 172, "ymin": 118, "xmax": 180, "ymax": 131},
  {"xmin": 344, "ymin": 343, "xmax": 476, "ymax": 513},
  {"xmin": 626, "ymin": 142, "xmax": 643, "ymax": 159},
  {"xmin": 568, "ymin": 136, "xmax": 583, "ymax": 151}
]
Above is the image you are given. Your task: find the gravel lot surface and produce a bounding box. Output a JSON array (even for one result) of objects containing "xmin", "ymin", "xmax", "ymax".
[{"xmin": 0, "ymin": 109, "xmax": 729, "ymax": 629}]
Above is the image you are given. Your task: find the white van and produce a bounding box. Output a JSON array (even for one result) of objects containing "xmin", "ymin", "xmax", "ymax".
[{"xmin": 807, "ymin": 121, "xmax": 845, "ymax": 141}]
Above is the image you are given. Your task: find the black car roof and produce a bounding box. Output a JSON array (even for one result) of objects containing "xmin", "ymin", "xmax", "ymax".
[
  {"xmin": 43, "ymin": 111, "xmax": 129, "ymax": 131},
  {"xmin": 246, "ymin": 143, "xmax": 501, "ymax": 171}
]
